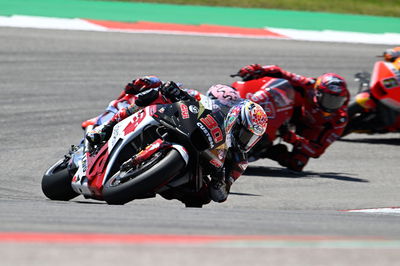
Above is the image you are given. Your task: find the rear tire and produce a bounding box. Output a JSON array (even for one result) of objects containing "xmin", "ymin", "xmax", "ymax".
[
  {"xmin": 42, "ymin": 160, "xmax": 79, "ymax": 201},
  {"xmin": 103, "ymin": 149, "xmax": 186, "ymax": 205}
]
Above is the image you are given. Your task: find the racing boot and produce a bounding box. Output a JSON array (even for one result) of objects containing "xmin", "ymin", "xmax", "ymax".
[{"xmin": 209, "ymin": 169, "xmax": 231, "ymax": 203}]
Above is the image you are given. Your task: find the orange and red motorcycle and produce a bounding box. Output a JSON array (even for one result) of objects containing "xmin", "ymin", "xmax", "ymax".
[{"xmin": 343, "ymin": 58, "xmax": 400, "ymax": 136}]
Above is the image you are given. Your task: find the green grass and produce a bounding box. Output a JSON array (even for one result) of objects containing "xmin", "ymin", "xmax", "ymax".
[{"xmin": 110, "ymin": 0, "xmax": 400, "ymax": 17}]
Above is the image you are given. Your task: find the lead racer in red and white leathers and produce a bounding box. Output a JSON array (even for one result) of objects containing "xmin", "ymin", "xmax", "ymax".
[
  {"xmin": 86, "ymin": 79, "xmax": 268, "ymax": 203},
  {"xmin": 237, "ymin": 64, "xmax": 350, "ymax": 172}
]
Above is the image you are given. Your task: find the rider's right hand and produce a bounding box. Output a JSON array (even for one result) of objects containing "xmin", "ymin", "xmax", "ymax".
[
  {"xmin": 160, "ymin": 81, "xmax": 193, "ymax": 102},
  {"xmin": 125, "ymin": 78, "xmax": 150, "ymax": 95}
]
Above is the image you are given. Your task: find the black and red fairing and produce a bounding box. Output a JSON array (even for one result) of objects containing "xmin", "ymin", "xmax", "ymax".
[
  {"xmin": 152, "ymin": 100, "xmax": 228, "ymax": 174},
  {"xmin": 151, "ymin": 100, "xmax": 226, "ymax": 151}
]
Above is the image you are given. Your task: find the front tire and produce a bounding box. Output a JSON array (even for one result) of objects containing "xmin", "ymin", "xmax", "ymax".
[
  {"xmin": 103, "ymin": 149, "xmax": 186, "ymax": 205},
  {"xmin": 41, "ymin": 159, "xmax": 79, "ymax": 201},
  {"xmin": 342, "ymin": 102, "xmax": 364, "ymax": 137},
  {"xmin": 347, "ymin": 101, "xmax": 364, "ymax": 118}
]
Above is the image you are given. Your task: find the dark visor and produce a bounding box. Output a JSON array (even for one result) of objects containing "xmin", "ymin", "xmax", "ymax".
[
  {"xmin": 238, "ymin": 128, "xmax": 261, "ymax": 152},
  {"xmin": 319, "ymin": 93, "xmax": 346, "ymax": 111}
]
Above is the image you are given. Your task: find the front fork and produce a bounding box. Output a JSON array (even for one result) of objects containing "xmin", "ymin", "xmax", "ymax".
[{"xmin": 120, "ymin": 137, "xmax": 208, "ymax": 192}]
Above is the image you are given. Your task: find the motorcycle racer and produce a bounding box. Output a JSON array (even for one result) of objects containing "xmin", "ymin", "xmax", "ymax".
[
  {"xmin": 81, "ymin": 75, "xmax": 163, "ymax": 128},
  {"xmin": 237, "ymin": 64, "xmax": 349, "ymax": 172},
  {"xmin": 382, "ymin": 47, "xmax": 400, "ymax": 63},
  {"xmin": 86, "ymin": 80, "xmax": 268, "ymax": 203}
]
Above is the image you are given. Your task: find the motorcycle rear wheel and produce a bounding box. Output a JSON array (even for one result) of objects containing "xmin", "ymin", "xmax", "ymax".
[
  {"xmin": 103, "ymin": 149, "xmax": 186, "ymax": 205},
  {"xmin": 42, "ymin": 159, "xmax": 79, "ymax": 201}
]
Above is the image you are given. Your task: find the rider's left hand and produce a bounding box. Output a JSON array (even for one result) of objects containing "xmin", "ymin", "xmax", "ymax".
[
  {"xmin": 125, "ymin": 77, "xmax": 153, "ymax": 94},
  {"xmin": 282, "ymin": 130, "xmax": 298, "ymax": 144}
]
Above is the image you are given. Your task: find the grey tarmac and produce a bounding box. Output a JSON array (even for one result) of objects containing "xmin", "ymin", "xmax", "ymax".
[{"xmin": 0, "ymin": 27, "xmax": 399, "ymax": 266}]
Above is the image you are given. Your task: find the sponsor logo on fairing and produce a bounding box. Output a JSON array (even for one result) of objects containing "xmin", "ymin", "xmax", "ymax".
[
  {"xmin": 180, "ymin": 104, "xmax": 190, "ymax": 119},
  {"xmin": 189, "ymin": 105, "xmax": 199, "ymax": 114},
  {"xmin": 123, "ymin": 110, "xmax": 146, "ymax": 135},
  {"xmin": 209, "ymin": 159, "xmax": 223, "ymax": 168},
  {"xmin": 200, "ymin": 115, "xmax": 223, "ymax": 143},
  {"xmin": 197, "ymin": 122, "xmax": 214, "ymax": 147},
  {"xmin": 149, "ymin": 105, "xmax": 158, "ymax": 116}
]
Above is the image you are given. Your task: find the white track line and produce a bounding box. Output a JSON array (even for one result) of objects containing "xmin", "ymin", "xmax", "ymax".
[
  {"xmin": 345, "ymin": 207, "xmax": 400, "ymax": 214},
  {"xmin": 1, "ymin": 15, "xmax": 399, "ymax": 44}
]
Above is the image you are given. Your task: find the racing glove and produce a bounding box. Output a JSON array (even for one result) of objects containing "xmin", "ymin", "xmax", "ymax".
[
  {"xmin": 279, "ymin": 125, "xmax": 298, "ymax": 144},
  {"xmin": 282, "ymin": 130, "xmax": 298, "ymax": 144},
  {"xmin": 238, "ymin": 64, "xmax": 266, "ymax": 81},
  {"xmin": 261, "ymin": 65, "xmax": 283, "ymax": 77},
  {"xmin": 125, "ymin": 76, "xmax": 162, "ymax": 94},
  {"xmin": 160, "ymin": 81, "xmax": 193, "ymax": 102},
  {"xmin": 209, "ymin": 168, "xmax": 231, "ymax": 203}
]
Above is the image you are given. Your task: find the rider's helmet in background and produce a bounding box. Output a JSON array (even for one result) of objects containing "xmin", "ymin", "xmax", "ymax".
[
  {"xmin": 207, "ymin": 84, "xmax": 240, "ymax": 105},
  {"xmin": 314, "ymin": 73, "xmax": 349, "ymax": 113},
  {"xmin": 383, "ymin": 47, "xmax": 400, "ymax": 62},
  {"xmin": 224, "ymin": 100, "xmax": 268, "ymax": 153}
]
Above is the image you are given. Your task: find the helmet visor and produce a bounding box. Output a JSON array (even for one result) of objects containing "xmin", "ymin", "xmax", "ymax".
[
  {"xmin": 237, "ymin": 128, "xmax": 261, "ymax": 152},
  {"xmin": 318, "ymin": 92, "xmax": 346, "ymax": 112}
]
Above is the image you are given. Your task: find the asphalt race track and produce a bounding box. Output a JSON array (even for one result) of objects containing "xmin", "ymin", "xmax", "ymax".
[{"xmin": 1, "ymin": 27, "xmax": 399, "ymax": 265}]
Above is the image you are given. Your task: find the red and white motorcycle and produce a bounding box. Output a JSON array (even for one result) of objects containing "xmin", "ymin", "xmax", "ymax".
[{"xmin": 42, "ymin": 97, "xmax": 229, "ymax": 207}]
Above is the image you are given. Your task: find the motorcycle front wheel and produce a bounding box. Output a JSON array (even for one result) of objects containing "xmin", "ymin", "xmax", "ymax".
[
  {"xmin": 41, "ymin": 159, "xmax": 79, "ymax": 201},
  {"xmin": 342, "ymin": 102, "xmax": 365, "ymax": 137},
  {"xmin": 102, "ymin": 149, "xmax": 186, "ymax": 205}
]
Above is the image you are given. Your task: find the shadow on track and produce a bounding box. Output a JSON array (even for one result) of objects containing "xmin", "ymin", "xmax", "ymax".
[
  {"xmin": 229, "ymin": 192, "xmax": 261, "ymax": 197},
  {"xmin": 244, "ymin": 166, "xmax": 369, "ymax": 183},
  {"xmin": 339, "ymin": 137, "xmax": 400, "ymax": 146},
  {"xmin": 74, "ymin": 200, "xmax": 107, "ymax": 205}
]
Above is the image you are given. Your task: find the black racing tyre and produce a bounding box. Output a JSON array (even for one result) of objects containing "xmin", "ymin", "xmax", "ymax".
[
  {"xmin": 342, "ymin": 102, "xmax": 364, "ymax": 137},
  {"xmin": 41, "ymin": 160, "xmax": 79, "ymax": 201},
  {"xmin": 103, "ymin": 149, "xmax": 186, "ymax": 205},
  {"xmin": 347, "ymin": 101, "xmax": 364, "ymax": 118}
]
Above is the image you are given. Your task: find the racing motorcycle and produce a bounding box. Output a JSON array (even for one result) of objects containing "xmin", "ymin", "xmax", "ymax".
[
  {"xmin": 42, "ymin": 97, "xmax": 228, "ymax": 207},
  {"xmin": 342, "ymin": 59, "xmax": 400, "ymax": 136},
  {"xmin": 230, "ymin": 75, "xmax": 295, "ymax": 161}
]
